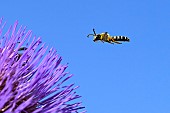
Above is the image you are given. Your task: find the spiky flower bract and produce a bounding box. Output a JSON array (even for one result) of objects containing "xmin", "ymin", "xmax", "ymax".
[{"xmin": 0, "ymin": 18, "xmax": 85, "ymax": 113}]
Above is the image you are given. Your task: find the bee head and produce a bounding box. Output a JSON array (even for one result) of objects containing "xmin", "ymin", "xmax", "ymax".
[{"xmin": 93, "ymin": 34, "xmax": 101, "ymax": 42}]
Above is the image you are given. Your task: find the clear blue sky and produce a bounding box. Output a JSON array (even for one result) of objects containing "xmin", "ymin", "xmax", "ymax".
[{"xmin": 1, "ymin": 0, "xmax": 170, "ymax": 113}]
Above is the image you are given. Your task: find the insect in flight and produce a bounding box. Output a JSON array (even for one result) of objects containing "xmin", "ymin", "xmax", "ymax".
[
  {"xmin": 15, "ymin": 46, "xmax": 27, "ymax": 61},
  {"xmin": 87, "ymin": 29, "xmax": 130, "ymax": 44}
]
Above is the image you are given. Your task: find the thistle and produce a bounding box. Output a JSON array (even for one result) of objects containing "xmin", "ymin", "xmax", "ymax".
[{"xmin": 0, "ymin": 17, "xmax": 85, "ymax": 113}]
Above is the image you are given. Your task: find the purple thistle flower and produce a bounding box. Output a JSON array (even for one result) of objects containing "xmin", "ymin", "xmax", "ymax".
[{"xmin": 0, "ymin": 17, "xmax": 85, "ymax": 113}]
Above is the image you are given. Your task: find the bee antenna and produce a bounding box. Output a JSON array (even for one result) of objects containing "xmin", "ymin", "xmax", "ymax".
[{"xmin": 93, "ymin": 29, "xmax": 96, "ymax": 36}]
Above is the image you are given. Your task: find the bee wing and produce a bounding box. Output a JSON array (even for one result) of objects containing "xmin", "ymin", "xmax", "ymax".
[{"xmin": 18, "ymin": 47, "xmax": 27, "ymax": 51}]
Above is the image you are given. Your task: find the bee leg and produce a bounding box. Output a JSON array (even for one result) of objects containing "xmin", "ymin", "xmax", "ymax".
[
  {"xmin": 106, "ymin": 41, "xmax": 114, "ymax": 44},
  {"xmin": 114, "ymin": 41, "xmax": 122, "ymax": 44},
  {"xmin": 100, "ymin": 40, "xmax": 104, "ymax": 43},
  {"xmin": 15, "ymin": 53, "xmax": 22, "ymax": 61}
]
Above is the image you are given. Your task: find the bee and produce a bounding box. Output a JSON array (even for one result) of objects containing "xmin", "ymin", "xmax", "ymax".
[
  {"xmin": 87, "ymin": 29, "xmax": 130, "ymax": 44},
  {"xmin": 13, "ymin": 47, "xmax": 28, "ymax": 68},
  {"xmin": 15, "ymin": 47, "xmax": 27, "ymax": 61}
]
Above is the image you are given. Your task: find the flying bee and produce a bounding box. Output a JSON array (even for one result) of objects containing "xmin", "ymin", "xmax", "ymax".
[
  {"xmin": 15, "ymin": 47, "xmax": 27, "ymax": 61},
  {"xmin": 87, "ymin": 29, "xmax": 130, "ymax": 44},
  {"xmin": 16, "ymin": 46, "xmax": 31, "ymax": 67}
]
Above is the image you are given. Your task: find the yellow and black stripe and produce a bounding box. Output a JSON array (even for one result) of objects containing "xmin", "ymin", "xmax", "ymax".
[{"xmin": 112, "ymin": 36, "xmax": 130, "ymax": 42}]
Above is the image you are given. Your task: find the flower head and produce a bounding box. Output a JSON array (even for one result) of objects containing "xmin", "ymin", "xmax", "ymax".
[{"xmin": 0, "ymin": 17, "xmax": 85, "ymax": 113}]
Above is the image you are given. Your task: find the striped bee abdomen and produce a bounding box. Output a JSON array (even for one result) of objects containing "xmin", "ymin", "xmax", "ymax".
[{"xmin": 112, "ymin": 36, "xmax": 130, "ymax": 41}]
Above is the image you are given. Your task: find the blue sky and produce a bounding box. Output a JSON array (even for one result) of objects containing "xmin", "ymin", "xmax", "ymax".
[{"xmin": 1, "ymin": 0, "xmax": 170, "ymax": 113}]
